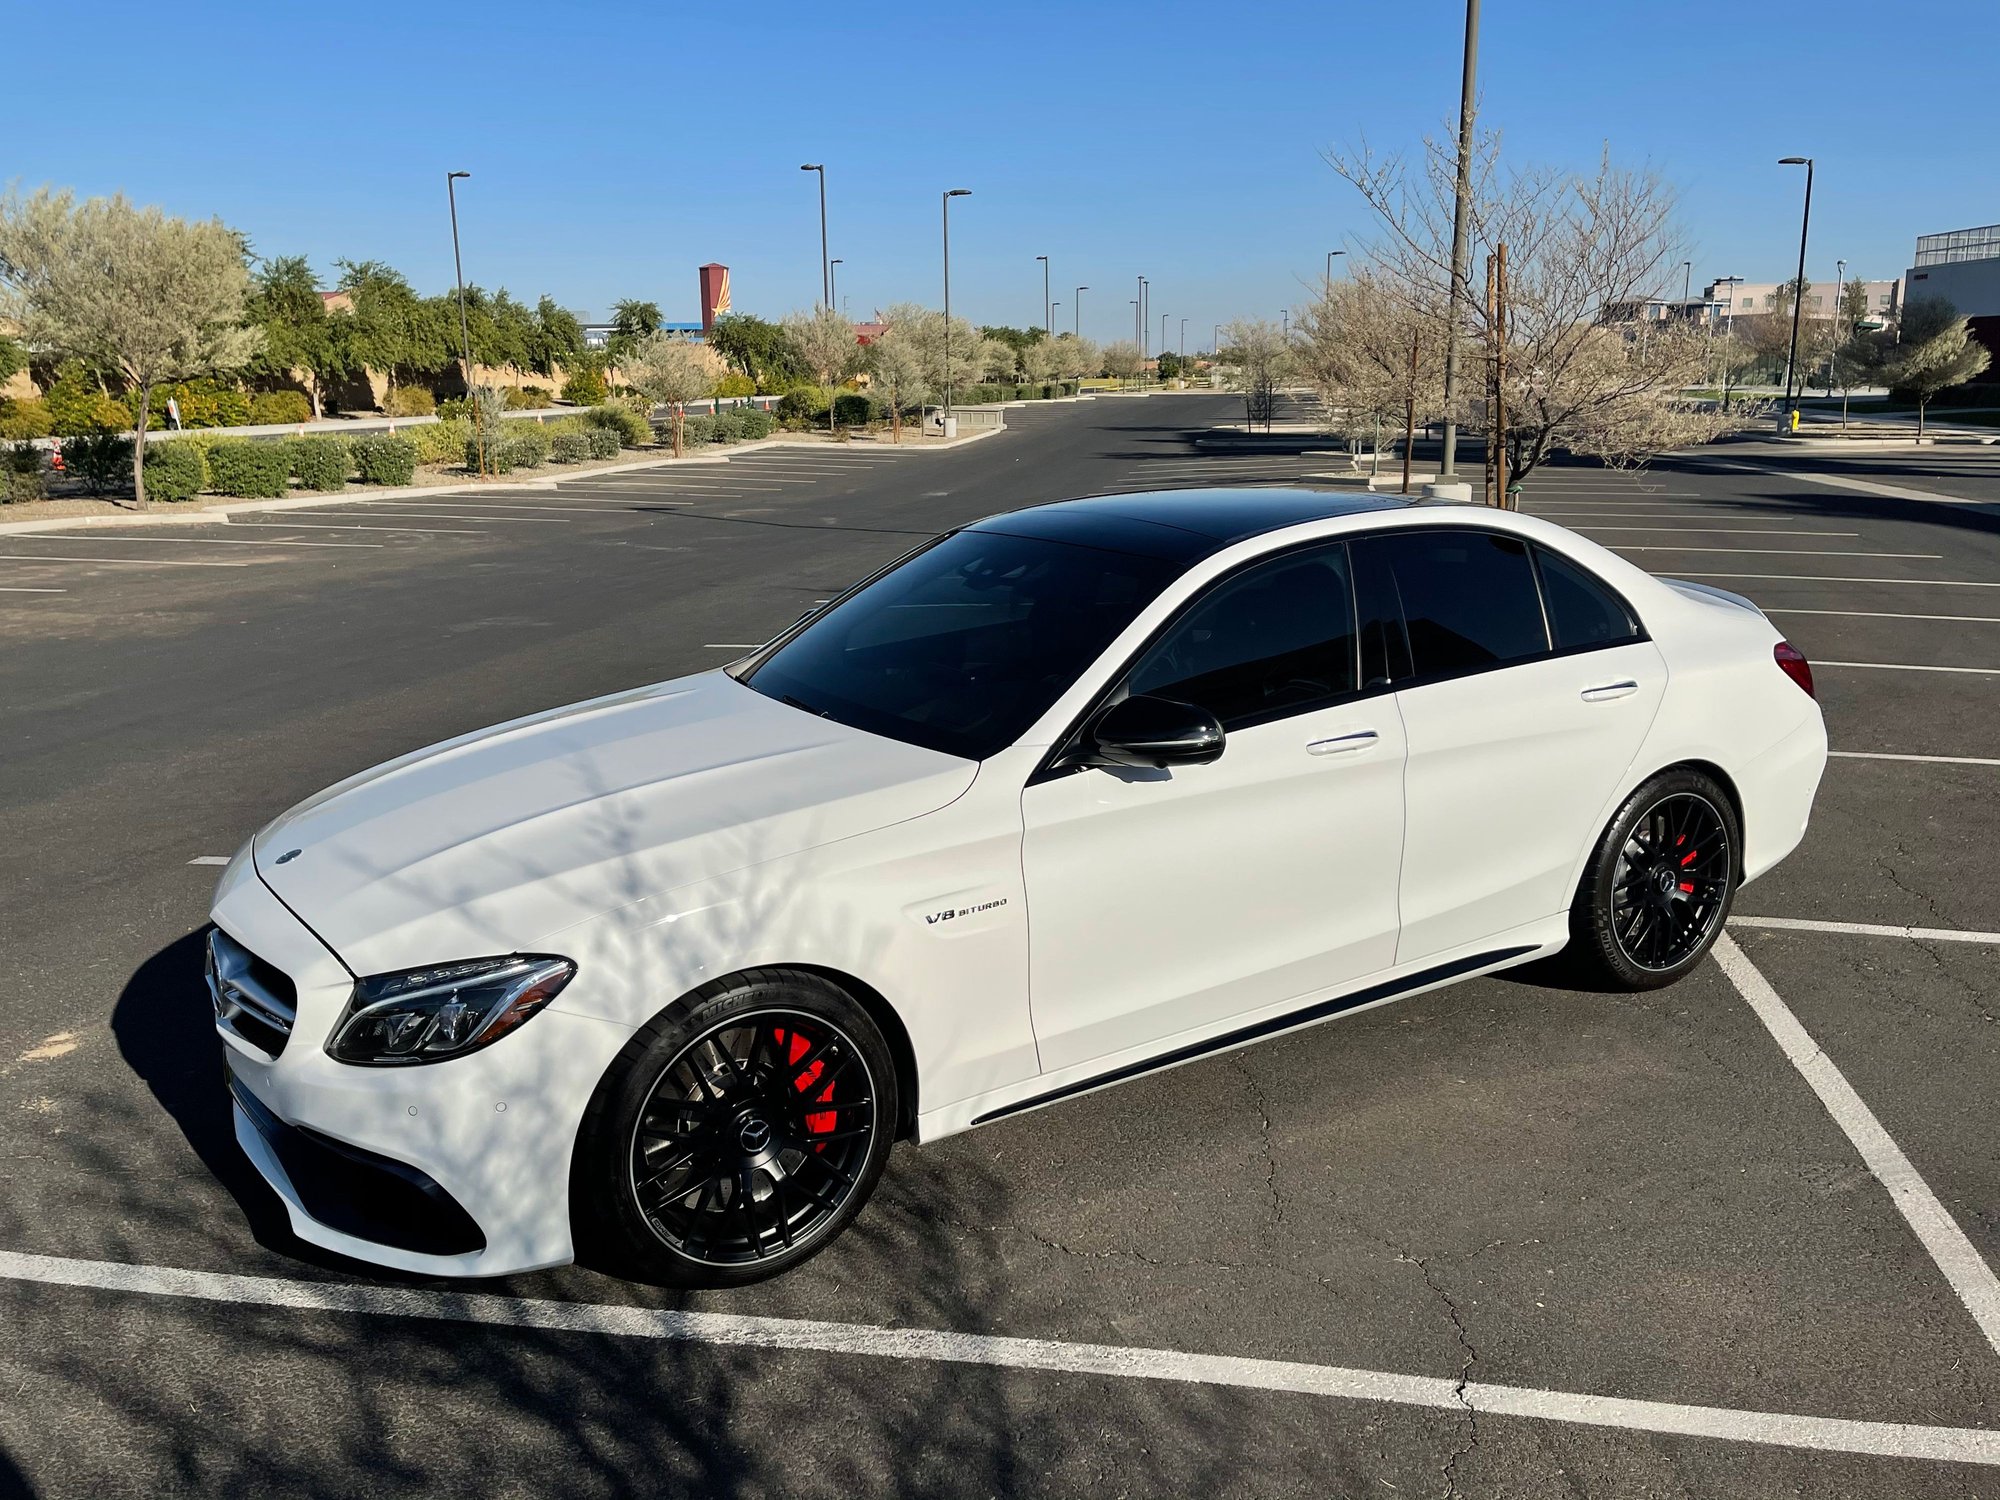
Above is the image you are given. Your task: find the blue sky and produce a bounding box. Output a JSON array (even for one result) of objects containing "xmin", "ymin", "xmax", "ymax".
[{"xmin": 10, "ymin": 0, "xmax": 1997, "ymax": 348}]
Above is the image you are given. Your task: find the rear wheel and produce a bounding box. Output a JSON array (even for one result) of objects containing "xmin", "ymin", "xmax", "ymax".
[
  {"xmin": 1567, "ymin": 769, "xmax": 1739, "ymax": 991},
  {"xmin": 576, "ymin": 969, "xmax": 898, "ymax": 1287}
]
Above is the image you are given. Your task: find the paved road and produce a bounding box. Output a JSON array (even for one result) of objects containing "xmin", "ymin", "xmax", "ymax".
[{"xmin": 2, "ymin": 394, "xmax": 1998, "ymax": 1498}]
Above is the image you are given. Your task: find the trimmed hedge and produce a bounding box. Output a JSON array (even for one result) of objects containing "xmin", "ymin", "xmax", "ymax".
[
  {"xmin": 832, "ymin": 392, "xmax": 878, "ymax": 426},
  {"xmin": 505, "ymin": 425, "xmax": 551, "ymax": 467},
  {"xmin": 730, "ymin": 405, "xmax": 777, "ymax": 440},
  {"xmin": 776, "ymin": 386, "xmax": 829, "ymax": 422},
  {"xmin": 585, "ymin": 426, "xmax": 620, "ymax": 460},
  {"xmin": 384, "ymin": 386, "xmax": 436, "ymax": 417},
  {"xmin": 550, "ymin": 431, "xmax": 593, "ymax": 463},
  {"xmin": 143, "ymin": 439, "xmax": 207, "ymax": 502},
  {"xmin": 65, "ymin": 432, "xmax": 134, "ymax": 495},
  {"xmin": 207, "ymin": 441, "xmax": 291, "ymax": 498},
  {"xmin": 560, "ymin": 368, "xmax": 608, "ymax": 405},
  {"xmin": 287, "ymin": 435, "xmax": 351, "ymax": 492},
  {"xmin": 354, "ymin": 435, "xmax": 418, "ymax": 485},
  {"xmin": 250, "ymin": 391, "xmax": 313, "ymax": 426}
]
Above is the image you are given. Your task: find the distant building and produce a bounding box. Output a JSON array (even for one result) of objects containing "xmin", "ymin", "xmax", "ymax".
[
  {"xmin": 580, "ymin": 320, "xmax": 703, "ymax": 349},
  {"xmin": 1699, "ymin": 278, "xmax": 1902, "ymax": 327},
  {"xmin": 1903, "ymin": 223, "xmax": 2000, "ymax": 317}
]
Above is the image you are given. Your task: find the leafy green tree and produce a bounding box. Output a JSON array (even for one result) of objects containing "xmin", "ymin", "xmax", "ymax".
[
  {"xmin": 606, "ymin": 299, "xmax": 661, "ymax": 363},
  {"xmin": 866, "ymin": 330, "xmax": 929, "ymax": 443},
  {"xmin": 709, "ymin": 312, "xmax": 804, "ymax": 389},
  {"xmin": 1878, "ymin": 297, "xmax": 1992, "ymax": 437},
  {"xmin": 782, "ymin": 307, "xmax": 863, "ymax": 432},
  {"xmin": 533, "ymin": 295, "xmax": 586, "ymax": 376},
  {"xmin": 247, "ymin": 255, "xmax": 348, "ymax": 418},
  {"xmin": 336, "ymin": 259, "xmax": 448, "ymax": 398},
  {"xmin": 0, "ymin": 331, "xmax": 23, "ymax": 384},
  {"xmin": 0, "ymin": 188, "xmax": 259, "ymax": 506},
  {"xmin": 1840, "ymin": 279, "xmax": 1870, "ymax": 327}
]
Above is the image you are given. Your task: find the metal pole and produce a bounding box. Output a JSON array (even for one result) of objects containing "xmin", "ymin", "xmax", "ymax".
[
  {"xmin": 1075, "ymin": 286, "xmax": 1086, "ymax": 337},
  {"xmin": 942, "ymin": 189, "xmax": 970, "ymax": 425},
  {"xmin": 1495, "ymin": 242, "xmax": 1509, "ymax": 508},
  {"xmin": 801, "ymin": 165, "xmax": 829, "ymax": 308},
  {"xmin": 1779, "ymin": 157, "xmax": 1813, "ymax": 417},
  {"xmin": 1037, "ymin": 256, "xmax": 1050, "ymax": 336},
  {"xmin": 1827, "ymin": 257, "xmax": 1845, "ymax": 396},
  {"xmin": 1402, "ymin": 331, "xmax": 1417, "ymax": 495},
  {"xmin": 1681, "ymin": 260, "xmax": 1692, "ymax": 316},
  {"xmin": 830, "ymin": 259, "xmax": 842, "ymax": 313},
  {"xmin": 446, "ymin": 171, "xmax": 479, "ymax": 474},
  {"xmin": 1439, "ymin": 0, "xmax": 1479, "ymax": 480}
]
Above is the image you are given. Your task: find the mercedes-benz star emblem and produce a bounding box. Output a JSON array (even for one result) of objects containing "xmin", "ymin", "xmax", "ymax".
[
  {"xmin": 274, "ymin": 848, "xmax": 302, "ymax": 865},
  {"xmin": 737, "ymin": 1116, "xmax": 772, "ymax": 1153}
]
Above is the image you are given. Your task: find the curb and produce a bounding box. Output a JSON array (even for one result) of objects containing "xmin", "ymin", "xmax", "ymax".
[{"xmin": 0, "ymin": 424, "xmax": 1009, "ymax": 535}]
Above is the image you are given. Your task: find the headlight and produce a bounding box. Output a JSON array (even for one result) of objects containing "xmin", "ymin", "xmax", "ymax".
[{"xmin": 326, "ymin": 955, "xmax": 575, "ymax": 1067}]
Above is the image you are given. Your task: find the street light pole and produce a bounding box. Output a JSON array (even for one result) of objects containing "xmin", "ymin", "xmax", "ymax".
[
  {"xmin": 1074, "ymin": 286, "xmax": 1087, "ymax": 337},
  {"xmin": 801, "ymin": 164, "xmax": 829, "ymax": 309},
  {"xmin": 1036, "ymin": 255, "xmax": 1050, "ymax": 336},
  {"xmin": 830, "ymin": 258, "xmax": 842, "ymax": 314},
  {"xmin": 1713, "ymin": 275, "xmax": 1743, "ymax": 412},
  {"xmin": 445, "ymin": 171, "xmax": 478, "ymax": 469},
  {"xmin": 1326, "ymin": 248, "xmax": 1345, "ymax": 291},
  {"xmin": 1138, "ymin": 277, "xmax": 1147, "ymax": 361},
  {"xmin": 1778, "ymin": 156, "xmax": 1814, "ymax": 419},
  {"xmin": 942, "ymin": 189, "xmax": 971, "ymax": 426},
  {"xmin": 1827, "ymin": 256, "xmax": 1846, "ymax": 395},
  {"xmin": 1439, "ymin": 0, "xmax": 1480, "ymax": 481}
]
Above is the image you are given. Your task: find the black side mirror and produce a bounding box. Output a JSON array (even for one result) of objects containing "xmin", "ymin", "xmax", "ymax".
[{"xmin": 1087, "ymin": 695, "xmax": 1225, "ymax": 768}]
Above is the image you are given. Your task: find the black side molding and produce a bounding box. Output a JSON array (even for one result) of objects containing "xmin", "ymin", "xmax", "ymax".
[{"xmin": 972, "ymin": 945, "xmax": 1538, "ymax": 1126}]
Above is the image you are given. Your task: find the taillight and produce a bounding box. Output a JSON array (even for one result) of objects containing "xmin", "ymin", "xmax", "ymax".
[{"xmin": 1774, "ymin": 641, "xmax": 1815, "ymax": 698}]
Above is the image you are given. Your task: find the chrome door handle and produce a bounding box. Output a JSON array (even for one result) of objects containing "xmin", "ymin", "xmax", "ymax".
[
  {"xmin": 1308, "ymin": 730, "xmax": 1380, "ymax": 755},
  {"xmin": 1581, "ymin": 680, "xmax": 1640, "ymax": 702}
]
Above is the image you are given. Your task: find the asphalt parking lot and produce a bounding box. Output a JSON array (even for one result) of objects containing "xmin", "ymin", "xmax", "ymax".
[{"xmin": 2, "ymin": 392, "xmax": 1997, "ymax": 1498}]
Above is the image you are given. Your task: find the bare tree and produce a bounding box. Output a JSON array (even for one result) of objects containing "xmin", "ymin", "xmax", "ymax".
[
  {"xmin": 622, "ymin": 332, "xmax": 724, "ymax": 456},
  {"xmin": 865, "ymin": 329, "xmax": 929, "ymax": 444},
  {"xmin": 782, "ymin": 307, "xmax": 862, "ymax": 433},
  {"xmin": 1326, "ymin": 133, "xmax": 1743, "ymax": 480},
  {"xmin": 1100, "ymin": 340, "xmax": 1143, "ymax": 383},
  {"xmin": 1876, "ymin": 297, "xmax": 1992, "ymax": 438},
  {"xmin": 1292, "ymin": 271, "xmax": 1443, "ymax": 452},
  {"xmin": 0, "ymin": 188, "xmax": 259, "ymax": 507},
  {"xmin": 1222, "ymin": 319, "xmax": 1291, "ymax": 431}
]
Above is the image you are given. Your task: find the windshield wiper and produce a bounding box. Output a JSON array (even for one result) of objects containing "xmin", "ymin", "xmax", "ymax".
[{"xmin": 777, "ymin": 693, "xmax": 834, "ymax": 720}]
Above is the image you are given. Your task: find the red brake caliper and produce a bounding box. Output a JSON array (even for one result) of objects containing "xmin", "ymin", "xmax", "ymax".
[
  {"xmin": 1676, "ymin": 834, "xmax": 1696, "ymax": 893},
  {"xmin": 778, "ymin": 1028, "xmax": 837, "ymax": 1144}
]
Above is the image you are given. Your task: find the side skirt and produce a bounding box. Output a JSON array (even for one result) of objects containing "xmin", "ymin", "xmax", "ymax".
[{"xmin": 969, "ymin": 944, "xmax": 1538, "ymax": 1126}]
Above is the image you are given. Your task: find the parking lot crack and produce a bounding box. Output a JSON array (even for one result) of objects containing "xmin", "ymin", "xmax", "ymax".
[
  {"xmin": 1232, "ymin": 1055, "xmax": 1285, "ymax": 1228},
  {"xmin": 1386, "ymin": 1245, "xmax": 1480, "ymax": 1500}
]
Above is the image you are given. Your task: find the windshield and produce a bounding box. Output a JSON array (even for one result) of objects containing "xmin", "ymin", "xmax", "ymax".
[{"xmin": 738, "ymin": 528, "xmax": 1178, "ymax": 760}]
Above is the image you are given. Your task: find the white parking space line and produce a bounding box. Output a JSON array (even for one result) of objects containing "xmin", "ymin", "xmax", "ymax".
[
  {"xmin": 564, "ymin": 478, "xmax": 793, "ymax": 491},
  {"xmin": 2, "ymin": 1248, "xmax": 1996, "ymax": 1466},
  {"xmin": 1768, "ymin": 608, "xmax": 2000, "ymax": 624},
  {"xmin": 284, "ymin": 508, "xmax": 574, "ymax": 525},
  {"xmin": 1731, "ymin": 916, "xmax": 2000, "ymax": 944},
  {"xmin": 1712, "ymin": 933, "xmax": 2000, "ymax": 1357},
  {"xmin": 434, "ymin": 496, "xmax": 694, "ymax": 510},
  {"xmin": 225, "ymin": 520, "xmax": 487, "ymax": 535},
  {"xmin": 5, "ymin": 534, "xmax": 382, "ymax": 549},
  {"xmin": 1574, "ymin": 528, "xmax": 1860, "ymax": 537},
  {"xmin": 1670, "ymin": 573, "xmax": 2000, "ymax": 589},
  {"xmin": 1729, "ymin": 465, "xmax": 1994, "ymax": 507},
  {"xmin": 185, "ymin": 856, "xmax": 230, "ymax": 866},
  {"xmin": 0, "ymin": 554, "xmax": 254, "ymax": 567},
  {"xmin": 1613, "ymin": 547, "xmax": 1940, "ymax": 558},
  {"xmin": 1830, "ymin": 750, "xmax": 2000, "ymax": 766},
  {"xmin": 704, "ymin": 643, "xmax": 763, "ymax": 649},
  {"xmin": 1817, "ymin": 660, "xmax": 2000, "ymax": 676},
  {"xmin": 0, "ymin": 585, "xmax": 67, "ymax": 592}
]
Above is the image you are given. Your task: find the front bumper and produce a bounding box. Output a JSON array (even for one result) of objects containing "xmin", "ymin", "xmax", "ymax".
[{"xmin": 210, "ymin": 854, "xmax": 635, "ymax": 1277}]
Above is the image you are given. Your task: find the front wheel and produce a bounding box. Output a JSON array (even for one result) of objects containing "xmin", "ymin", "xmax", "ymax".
[
  {"xmin": 1566, "ymin": 769, "xmax": 1740, "ymax": 991},
  {"xmin": 575, "ymin": 969, "xmax": 898, "ymax": 1288}
]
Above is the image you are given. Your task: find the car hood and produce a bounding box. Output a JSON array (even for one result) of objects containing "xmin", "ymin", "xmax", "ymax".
[{"xmin": 253, "ymin": 671, "xmax": 974, "ymax": 977}]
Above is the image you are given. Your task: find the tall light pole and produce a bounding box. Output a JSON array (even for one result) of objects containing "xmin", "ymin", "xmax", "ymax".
[
  {"xmin": 1713, "ymin": 275, "xmax": 1743, "ymax": 413},
  {"xmin": 800, "ymin": 164, "xmax": 829, "ymax": 309},
  {"xmin": 942, "ymin": 189, "xmax": 971, "ymax": 424},
  {"xmin": 1213, "ymin": 323, "xmax": 1221, "ymax": 358},
  {"xmin": 1439, "ymin": 0, "xmax": 1480, "ymax": 481},
  {"xmin": 1161, "ymin": 312, "xmax": 1169, "ymax": 359},
  {"xmin": 1050, "ymin": 301, "xmax": 1060, "ymax": 335},
  {"xmin": 1036, "ymin": 255, "xmax": 1050, "ymax": 336},
  {"xmin": 1326, "ymin": 248, "xmax": 1345, "ymax": 290},
  {"xmin": 1180, "ymin": 317, "xmax": 1187, "ymax": 361},
  {"xmin": 1680, "ymin": 259, "xmax": 1692, "ymax": 316},
  {"xmin": 1138, "ymin": 276, "xmax": 1147, "ymax": 359},
  {"xmin": 1130, "ymin": 299, "xmax": 1140, "ymax": 373},
  {"xmin": 830, "ymin": 258, "xmax": 843, "ymax": 313},
  {"xmin": 445, "ymin": 171, "xmax": 473, "ymax": 395},
  {"xmin": 1074, "ymin": 286, "xmax": 1087, "ymax": 337},
  {"xmin": 1778, "ymin": 156, "xmax": 1814, "ymax": 417}
]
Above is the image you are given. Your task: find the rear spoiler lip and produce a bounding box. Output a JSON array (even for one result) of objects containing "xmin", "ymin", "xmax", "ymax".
[{"xmin": 1661, "ymin": 577, "xmax": 1767, "ymax": 618}]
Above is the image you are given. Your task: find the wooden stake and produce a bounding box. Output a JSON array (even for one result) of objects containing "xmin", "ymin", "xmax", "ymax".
[
  {"xmin": 1402, "ymin": 331, "xmax": 1417, "ymax": 495},
  {"xmin": 1495, "ymin": 241, "xmax": 1510, "ymax": 508},
  {"xmin": 1484, "ymin": 253, "xmax": 1497, "ymax": 507}
]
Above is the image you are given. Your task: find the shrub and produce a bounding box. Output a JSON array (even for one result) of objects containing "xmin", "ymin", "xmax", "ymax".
[
  {"xmin": 560, "ymin": 367, "xmax": 609, "ymax": 405},
  {"xmin": 383, "ymin": 386, "xmax": 436, "ymax": 418},
  {"xmin": 436, "ymin": 395, "xmax": 474, "ymax": 421},
  {"xmin": 250, "ymin": 390, "xmax": 313, "ymax": 426},
  {"xmin": 550, "ymin": 431, "xmax": 593, "ymax": 463},
  {"xmin": 354, "ymin": 435, "xmax": 418, "ymax": 485},
  {"xmin": 142, "ymin": 439, "xmax": 207, "ymax": 502},
  {"xmin": 409, "ymin": 416, "xmax": 471, "ymax": 466},
  {"xmin": 714, "ymin": 372, "xmax": 756, "ymax": 399},
  {"xmin": 152, "ymin": 377, "xmax": 252, "ymax": 428},
  {"xmin": 505, "ymin": 423, "xmax": 551, "ymax": 466},
  {"xmin": 733, "ymin": 405, "xmax": 777, "ymax": 440},
  {"xmin": 502, "ymin": 386, "xmax": 541, "ymax": 410},
  {"xmin": 46, "ymin": 364, "xmax": 131, "ymax": 435},
  {"xmin": 63, "ymin": 431, "xmax": 134, "ymax": 494},
  {"xmin": 0, "ymin": 397, "xmax": 54, "ymax": 439},
  {"xmin": 3, "ymin": 441, "xmax": 45, "ymax": 503},
  {"xmin": 832, "ymin": 392, "xmax": 878, "ymax": 427},
  {"xmin": 585, "ymin": 427, "xmax": 620, "ymax": 460},
  {"xmin": 681, "ymin": 414, "xmax": 721, "ymax": 446},
  {"xmin": 207, "ymin": 440, "xmax": 291, "ymax": 498},
  {"xmin": 287, "ymin": 435, "xmax": 351, "ymax": 492},
  {"xmin": 776, "ymin": 385, "xmax": 830, "ymax": 423},
  {"xmin": 469, "ymin": 436, "xmax": 517, "ymax": 473},
  {"xmin": 584, "ymin": 401, "xmax": 651, "ymax": 448}
]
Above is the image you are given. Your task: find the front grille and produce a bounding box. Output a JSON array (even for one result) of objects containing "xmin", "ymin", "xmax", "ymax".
[{"xmin": 207, "ymin": 928, "xmax": 298, "ymax": 1058}]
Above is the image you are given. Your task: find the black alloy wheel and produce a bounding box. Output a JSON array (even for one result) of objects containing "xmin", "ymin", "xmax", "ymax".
[
  {"xmin": 578, "ymin": 970, "xmax": 898, "ymax": 1287},
  {"xmin": 1568, "ymin": 769, "xmax": 1740, "ymax": 991}
]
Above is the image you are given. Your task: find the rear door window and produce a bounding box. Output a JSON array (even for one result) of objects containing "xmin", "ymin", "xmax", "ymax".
[
  {"xmin": 1351, "ymin": 530, "xmax": 1550, "ymax": 681},
  {"xmin": 1535, "ymin": 545, "xmax": 1643, "ymax": 650}
]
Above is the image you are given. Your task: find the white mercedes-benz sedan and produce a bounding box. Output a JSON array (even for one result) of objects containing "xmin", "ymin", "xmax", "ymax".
[{"xmin": 208, "ymin": 489, "xmax": 1826, "ymax": 1285}]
